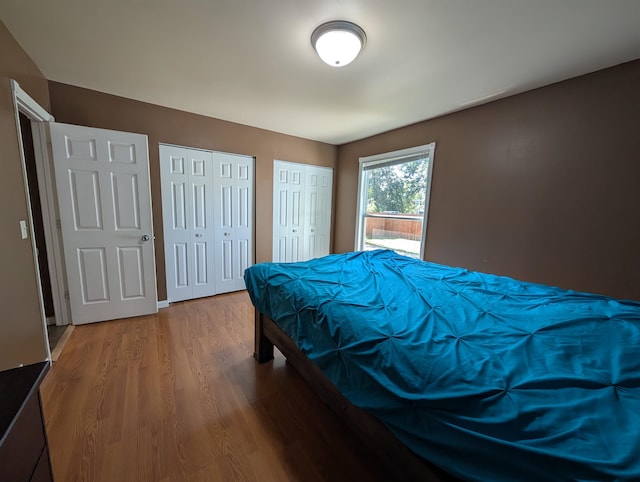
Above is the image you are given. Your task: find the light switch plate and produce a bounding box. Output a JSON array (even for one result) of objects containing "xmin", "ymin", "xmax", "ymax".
[{"xmin": 20, "ymin": 220, "xmax": 28, "ymax": 239}]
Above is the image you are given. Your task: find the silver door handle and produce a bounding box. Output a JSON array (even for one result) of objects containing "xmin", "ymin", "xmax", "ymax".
[
  {"xmin": 141, "ymin": 235, "xmax": 150, "ymax": 242},
  {"xmin": 292, "ymin": 229, "xmax": 297, "ymax": 233},
  {"xmin": 195, "ymin": 233, "xmax": 203, "ymax": 238},
  {"xmin": 224, "ymin": 232, "xmax": 230, "ymax": 236}
]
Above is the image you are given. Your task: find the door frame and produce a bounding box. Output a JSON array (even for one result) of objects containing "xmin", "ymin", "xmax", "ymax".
[{"xmin": 11, "ymin": 80, "xmax": 71, "ymax": 330}]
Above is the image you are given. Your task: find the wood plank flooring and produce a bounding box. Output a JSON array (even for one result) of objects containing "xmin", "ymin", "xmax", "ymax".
[{"xmin": 40, "ymin": 292, "xmax": 397, "ymax": 481}]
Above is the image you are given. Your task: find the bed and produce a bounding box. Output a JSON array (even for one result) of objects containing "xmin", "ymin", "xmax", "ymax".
[{"xmin": 244, "ymin": 249, "xmax": 640, "ymax": 481}]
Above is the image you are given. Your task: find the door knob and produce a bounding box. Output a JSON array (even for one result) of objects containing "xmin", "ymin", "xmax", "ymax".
[
  {"xmin": 195, "ymin": 233, "xmax": 203, "ymax": 238},
  {"xmin": 141, "ymin": 235, "xmax": 150, "ymax": 242}
]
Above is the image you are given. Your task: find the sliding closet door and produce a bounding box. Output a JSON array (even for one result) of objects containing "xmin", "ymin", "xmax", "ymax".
[
  {"xmin": 160, "ymin": 145, "xmax": 215, "ymax": 302},
  {"xmin": 213, "ymin": 152, "xmax": 254, "ymax": 294}
]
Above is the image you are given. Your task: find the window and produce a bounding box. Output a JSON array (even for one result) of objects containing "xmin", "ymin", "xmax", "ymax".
[{"xmin": 355, "ymin": 143, "xmax": 435, "ymax": 259}]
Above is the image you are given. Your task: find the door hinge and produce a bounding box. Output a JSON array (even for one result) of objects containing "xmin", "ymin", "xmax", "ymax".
[
  {"xmin": 56, "ymin": 219, "xmax": 62, "ymax": 229},
  {"xmin": 64, "ymin": 290, "xmax": 70, "ymax": 300}
]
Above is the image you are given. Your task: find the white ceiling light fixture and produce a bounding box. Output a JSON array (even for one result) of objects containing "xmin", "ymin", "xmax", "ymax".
[{"xmin": 311, "ymin": 20, "xmax": 367, "ymax": 67}]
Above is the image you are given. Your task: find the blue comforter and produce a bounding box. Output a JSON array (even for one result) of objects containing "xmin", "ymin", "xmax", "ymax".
[{"xmin": 244, "ymin": 250, "xmax": 640, "ymax": 481}]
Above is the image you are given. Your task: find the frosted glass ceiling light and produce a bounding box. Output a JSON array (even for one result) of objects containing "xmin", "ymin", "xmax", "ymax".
[{"xmin": 311, "ymin": 21, "xmax": 366, "ymax": 67}]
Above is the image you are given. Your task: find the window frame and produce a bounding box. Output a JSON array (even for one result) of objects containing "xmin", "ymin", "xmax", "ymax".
[{"xmin": 355, "ymin": 142, "xmax": 436, "ymax": 259}]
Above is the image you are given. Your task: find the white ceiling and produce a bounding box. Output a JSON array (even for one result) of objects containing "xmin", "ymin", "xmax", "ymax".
[{"xmin": 2, "ymin": 1, "xmax": 640, "ymax": 145}]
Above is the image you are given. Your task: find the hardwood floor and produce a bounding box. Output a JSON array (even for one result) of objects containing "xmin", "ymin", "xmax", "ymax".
[{"xmin": 40, "ymin": 292, "xmax": 396, "ymax": 482}]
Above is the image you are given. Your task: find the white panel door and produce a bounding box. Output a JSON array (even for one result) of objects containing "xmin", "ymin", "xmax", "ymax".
[
  {"xmin": 213, "ymin": 152, "xmax": 254, "ymax": 293},
  {"xmin": 304, "ymin": 166, "xmax": 333, "ymax": 259},
  {"xmin": 160, "ymin": 145, "xmax": 215, "ymax": 302},
  {"xmin": 49, "ymin": 122, "xmax": 157, "ymax": 324},
  {"xmin": 272, "ymin": 160, "xmax": 305, "ymax": 262}
]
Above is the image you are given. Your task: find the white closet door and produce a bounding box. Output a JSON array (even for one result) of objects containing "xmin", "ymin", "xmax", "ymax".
[
  {"xmin": 213, "ymin": 152, "xmax": 254, "ymax": 293},
  {"xmin": 187, "ymin": 150, "xmax": 216, "ymax": 298},
  {"xmin": 304, "ymin": 166, "xmax": 333, "ymax": 260},
  {"xmin": 160, "ymin": 145, "xmax": 215, "ymax": 302},
  {"xmin": 273, "ymin": 161, "xmax": 333, "ymax": 263},
  {"xmin": 50, "ymin": 122, "xmax": 157, "ymax": 324},
  {"xmin": 272, "ymin": 160, "xmax": 305, "ymax": 262}
]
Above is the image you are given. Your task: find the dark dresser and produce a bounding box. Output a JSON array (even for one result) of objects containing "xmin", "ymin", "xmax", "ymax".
[{"xmin": 0, "ymin": 362, "xmax": 53, "ymax": 481}]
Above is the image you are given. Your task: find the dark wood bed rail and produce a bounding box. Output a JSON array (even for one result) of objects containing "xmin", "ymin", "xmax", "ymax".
[{"xmin": 253, "ymin": 310, "xmax": 453, "ymax": 482}]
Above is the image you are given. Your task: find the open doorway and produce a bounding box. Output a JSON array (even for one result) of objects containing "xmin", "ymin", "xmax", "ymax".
[
  {"xmin": 15, "ymin": 82, "xmax": 159, "ymax": 330},
  {"xmin": 19, "ymin": 114, "xmax": 55, "ymax": 322},
  {"xmin": 12, "ymin": 80, "xmax": 74, "ymax": 362},
  {"xmin": 18, "ymin": 113, "xmax": 69, "ymax": 354}
]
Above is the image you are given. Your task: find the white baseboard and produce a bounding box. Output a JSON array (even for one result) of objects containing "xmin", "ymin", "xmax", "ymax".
[
  {"xmin": 157, "ymin": 300, "xmax": 170, "ymax": 309},
  {"xmin": 51, "ymin": 325, "xmax": 74, "ymax": 362}
]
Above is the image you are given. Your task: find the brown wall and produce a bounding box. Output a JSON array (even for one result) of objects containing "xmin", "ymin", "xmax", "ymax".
[
  {"xmin": 0, "ymin": 21, "xmax": 51, "ymax": 369},
  {"xmin": 48, "ymin": 82, "xmax": 337, "ymax": 301},
  {"xmin": 336, "ymin": 59, "xmax": 640, "ymax": 301}
]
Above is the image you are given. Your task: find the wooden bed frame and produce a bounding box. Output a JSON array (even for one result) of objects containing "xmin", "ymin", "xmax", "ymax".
[{"xmin": 254, "ymin": 310, "xmax": 454, "ymax": 482}]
